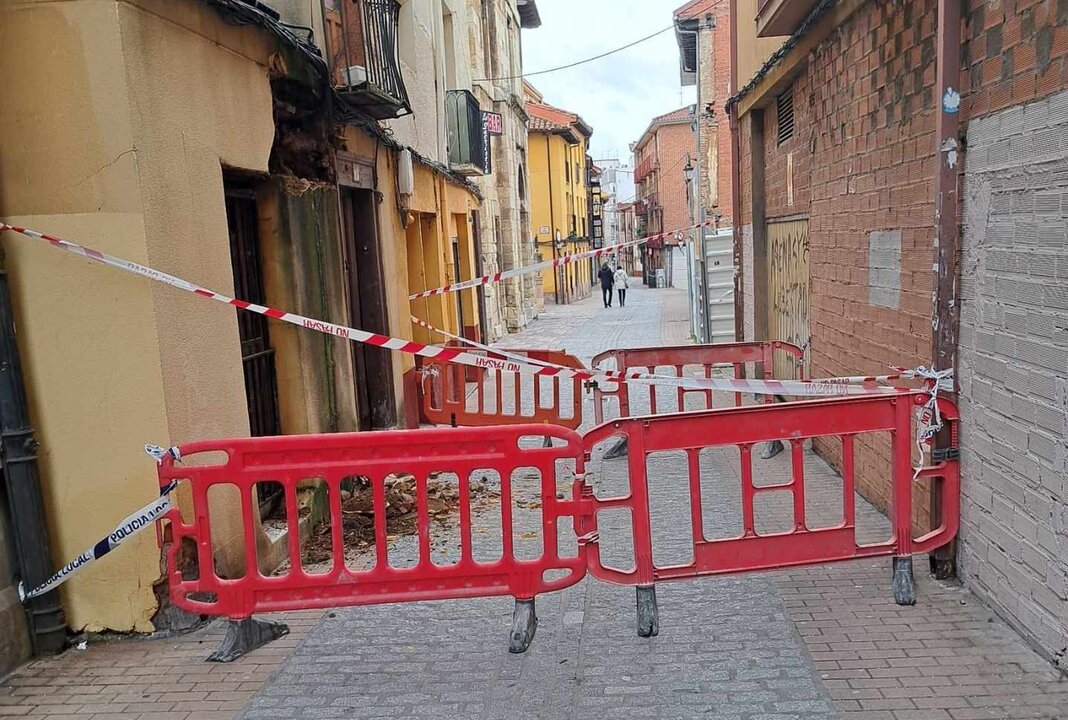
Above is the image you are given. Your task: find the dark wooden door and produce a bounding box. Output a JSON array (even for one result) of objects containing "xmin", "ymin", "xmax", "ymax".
[
  {"xmin": 451, "ymin": 237, "xmax": 466, "ymax": 334},
  {"xmin": 224, "ymin": 184, "xmax": 281, "ymax": 439},
  {"xmin": 340, "ymin": 187, "xmax": 397, "ymax": 430}
]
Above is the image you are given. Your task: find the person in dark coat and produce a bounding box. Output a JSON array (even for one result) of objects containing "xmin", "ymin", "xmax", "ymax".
[{"xmin": 598, "ymin": 263, "xmax": 615, "ymax": 308}]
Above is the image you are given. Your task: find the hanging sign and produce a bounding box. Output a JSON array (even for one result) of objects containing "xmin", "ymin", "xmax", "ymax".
[{"xmin": 483, "ymin": 111, "xmax": 504, "ymax": 135}]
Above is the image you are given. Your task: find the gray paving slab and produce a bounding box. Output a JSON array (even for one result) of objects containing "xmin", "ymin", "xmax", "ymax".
[{"xmin": 240, "ymin": 286, "xmax": 840, "ymax": 720}]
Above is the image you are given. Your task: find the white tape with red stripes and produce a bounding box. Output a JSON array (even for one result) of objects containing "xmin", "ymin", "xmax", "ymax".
[
  {"xmin": 408, "ymin": 219, "xmax": 712, "ymax": 300},
  {"xmin": 0, "ymin": 221, "xmax": 931, "ymax": 398}
]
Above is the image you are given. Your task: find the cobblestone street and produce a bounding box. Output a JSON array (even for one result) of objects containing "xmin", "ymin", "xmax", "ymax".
[{"xmin": 2, "ymin": 284, "xmax": 1065, "ymax": 719}]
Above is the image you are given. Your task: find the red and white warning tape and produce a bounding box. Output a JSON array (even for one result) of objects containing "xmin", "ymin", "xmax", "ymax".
[
  {"xmin": 0, "ymin": 221, "xmax": 924, "ymax": 398},
  {"xmin": 409, "ymin": 315, "xmax": 573, "ymax": 374},
  {"xmin": 408, "ymin": 219, "xmax": 712, "ymax": 300}
]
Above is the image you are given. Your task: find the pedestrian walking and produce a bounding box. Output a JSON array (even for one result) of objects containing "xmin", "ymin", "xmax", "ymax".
[
  {"xmin": 613, "ymin": 266, "xmax": 629, "ymax": 307},
  {"xmin": 598, "ymin": 262, "xmax": 614, "ymax": 308}
]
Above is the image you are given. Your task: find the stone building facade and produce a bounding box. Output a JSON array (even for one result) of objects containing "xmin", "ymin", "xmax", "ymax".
[{"xmin": 466, "ymin": 0, "xmax": 541, "ymax": 340}]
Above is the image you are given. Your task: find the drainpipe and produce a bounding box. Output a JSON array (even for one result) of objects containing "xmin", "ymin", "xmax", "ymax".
[
  {"xmin": 0, "ymin": 252, "xmax": 66, "ymax": 655},
  {"xmin": 929, "ymin": 0, "xmax": 962, "ymax": 579},
  {"xmin": 546, "ymin": 134, "xmax": 560, "ymax": 305},
  {"xmin": 728, "ymin": 0, "xmax": 745, "ymax": 345}
]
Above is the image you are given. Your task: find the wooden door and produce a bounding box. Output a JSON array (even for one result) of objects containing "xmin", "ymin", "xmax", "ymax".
[
  {"xmin": 766, "ymin": 218, "xmax": 810, "ymax": 380},
  {"xmin": 224, "ymin": 184, "xmax": 282, "ymax": 438},
  {"xmin": 340, "ymin": 187, "xmax": 397, "ymax": 430}
]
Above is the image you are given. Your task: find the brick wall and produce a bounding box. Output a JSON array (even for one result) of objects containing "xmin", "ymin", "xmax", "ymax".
[
  {"xmin": 656, "ymin": 122, "xmax": 697, "ymax": 236},
  {"xmin": 694, "ymin": 2, "xmax": 735, "ymax": 221},
  {"xmin": 958, "ymin": 89, "xmax": 1068, "ymax": 662},
  {"xmin": 734, "ymin": 0, "xmax": 1068, "ymax": 661},
  {"xmin": 762, "ymin": 70, "xmax": 813, "ymax": 220},
  {"xmin": 712, "ymin": 6, "xmax": 734, "ymax": 221},
  {"xmin": 960, "ymin": 0, "xmax": 1068, "ymax": 119},
  {"xmin": 743, "ymin": 0, "xmax": 939, "ymax": 524}
]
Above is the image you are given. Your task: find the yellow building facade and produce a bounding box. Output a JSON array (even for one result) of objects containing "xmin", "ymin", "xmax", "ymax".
[
  {"xmin": 525, "ymin": 86, "xmax": 595, "ymax": 305},
  {"xmin": 0, "ymin": 0, "xmax": 481, "ymax": 653}
]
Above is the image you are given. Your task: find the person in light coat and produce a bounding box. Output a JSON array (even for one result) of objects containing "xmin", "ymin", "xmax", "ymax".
[{"xmin": 613, "ymin": 266, "xmax": 629, "ymax": 308}]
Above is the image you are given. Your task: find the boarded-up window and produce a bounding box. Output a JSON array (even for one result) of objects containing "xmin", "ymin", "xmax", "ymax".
[{"xmin": 868, "ymin": 230, "xmax": 901, "ymax": 309}]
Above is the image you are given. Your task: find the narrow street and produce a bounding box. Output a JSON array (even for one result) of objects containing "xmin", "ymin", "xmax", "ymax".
[{"xmin": 3, "ymin": 284, "xmax": 1063, "ymax": 720}]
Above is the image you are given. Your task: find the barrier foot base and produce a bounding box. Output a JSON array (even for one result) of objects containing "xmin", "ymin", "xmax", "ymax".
[
  {"xmin": 509, "ymin": 599, "xmax": 537, "ymax": 653},
  {"xmin": 636, "ymin": 585, "xmax": 659, "ymax": 638},
  {"xmin": 604, "ymin": 437, "xmax": 629, "ymax": 459},
  {"xmin": 760, "ymin": 440, "xmax": 784, "ymax": 460},
  {"xmin": 208, "ymin": 617, "xmax": 289, "ymax": 663},
  {"xmin": 892, "ymin": 556, "xmax": 916, "ymax": 606}
]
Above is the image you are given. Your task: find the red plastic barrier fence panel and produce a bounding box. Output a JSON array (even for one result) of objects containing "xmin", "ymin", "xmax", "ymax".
[
  {"xmin": 156, "ymin": 425, "xmax": 591, "ymax": 620},
  {"xmin": 580, "ymin": 392, "xmax": 959, "ymax": 587},
  {"xmin": 420, "ymin": 348, "xmax": 587, "ymax": 430},
  {"xmin": 591, "ymin": 341, "xmax": 805, "ymax": 424}
]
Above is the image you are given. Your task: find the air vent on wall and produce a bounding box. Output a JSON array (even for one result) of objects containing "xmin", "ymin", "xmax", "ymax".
[{"xmin": 777, "ymin": 86, "xmax": 795, "ymax": 146}]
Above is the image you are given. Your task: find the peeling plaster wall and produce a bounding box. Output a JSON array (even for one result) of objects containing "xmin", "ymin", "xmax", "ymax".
[{"xmin": 0, "ymin": 0, "xmax": 275, "ymax": 632}]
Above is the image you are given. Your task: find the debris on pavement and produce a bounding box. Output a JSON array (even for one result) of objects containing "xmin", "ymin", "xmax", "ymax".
[{"xmin": 297, "ymin": 473, "xmax": 503, "ymax": 565}]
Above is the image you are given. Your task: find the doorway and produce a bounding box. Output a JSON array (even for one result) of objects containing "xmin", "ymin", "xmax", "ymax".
[
  {"xmin": 224, "ymin": 181, "xmax": 282, "ymax": 439},
  {"xmin": 766, "ymin": 218, "xmax": 810, "ymax": 379},
  {"xmin": 339, "ymin": 187, "xmax": 397, "ymax": 430}
]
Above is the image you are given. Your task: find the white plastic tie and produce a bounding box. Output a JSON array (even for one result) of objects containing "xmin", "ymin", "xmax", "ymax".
[
  {"xmin": 910, "ymin": 366, "xmax": 954, "ymax": 479},
  {"xmin": 144, "ymin": 444, "xmax": 181, "ymax": 464}
]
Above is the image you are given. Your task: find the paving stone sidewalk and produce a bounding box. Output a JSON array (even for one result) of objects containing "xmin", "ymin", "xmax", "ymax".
[{"xmin": 1, "ymin": 284, "xmax": 1064, "ymax": 719}]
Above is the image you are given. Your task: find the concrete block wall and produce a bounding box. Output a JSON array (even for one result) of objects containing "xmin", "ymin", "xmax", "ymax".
[{"xmin": 959, "ymin": 88, "xmax": 1068, "ymax": 663}]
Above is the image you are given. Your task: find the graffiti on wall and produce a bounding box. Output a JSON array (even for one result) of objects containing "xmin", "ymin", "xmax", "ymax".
[{"xmin": 767, "ymin": 219, "xmax": 810, "ymax": 379}]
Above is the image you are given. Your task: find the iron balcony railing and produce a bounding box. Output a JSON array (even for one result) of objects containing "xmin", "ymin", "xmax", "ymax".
[
  {"xmin": 323, "ymin": 0, "xmax": 411, "ymax": 119},
  {"xmin": 445, "ymin": 90, "xmax": 490, "ymax": 176}
]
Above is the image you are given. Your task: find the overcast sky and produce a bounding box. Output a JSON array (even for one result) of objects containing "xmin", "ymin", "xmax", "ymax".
[{"xmin": 522, "ymin": 0, "xmax": 696, "ymax": 163}]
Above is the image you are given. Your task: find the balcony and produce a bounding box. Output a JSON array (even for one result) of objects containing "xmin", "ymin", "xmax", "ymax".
[
  {"xmin": 445, "ymin": 90, "xmax": 490, "ymax": 177},
  {"xmin": 756, "ymin": 0, "xmax": 820, "ymax": 37},
  {"xmin": 634, "ymin": 155, "xmax": 658, "ymax": 183},
  {"xmin": 324, "ymin": 0, "xmax": 411, "ymax": 119}
]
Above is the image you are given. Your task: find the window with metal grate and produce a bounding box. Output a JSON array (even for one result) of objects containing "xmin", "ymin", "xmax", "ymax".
[{"xmin": 777, "ymin": 86, "xmax": 795, "ymax": 145}]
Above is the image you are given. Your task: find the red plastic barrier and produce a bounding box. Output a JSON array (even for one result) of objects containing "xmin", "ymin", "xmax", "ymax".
[
  {"xmin": 156, "ymin": 391, "xmax": 959, "ymax": 657},
  {"xmin": 591, "ymin": 341, "xmax": 805, "ymax": 424},
  {"xmin": 420, "ymin": 348, "xmax": 586, "ymax": 430},
  {"xmin": 580, "ymin": 392, "xmax": 959, "ymax": 586},
  {"xmin": 156, "ymin": 424, "xmax": 590, "ymax": 620}
]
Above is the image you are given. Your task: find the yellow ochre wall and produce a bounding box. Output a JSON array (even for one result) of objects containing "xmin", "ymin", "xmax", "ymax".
[
  {"xmin": 404, "ymin": 173, "xmax": 481, "ymax": 346},
  {"xmin": 734, "ymin": 0, "xmax": 788, "ymax": 88},
  {"xmin": 529, "ymin": 131, "xmax": 591, "ymax": 302},
  {"xmin": 0, "ymin": 0, "xmax": 275, "ymax": 631}
]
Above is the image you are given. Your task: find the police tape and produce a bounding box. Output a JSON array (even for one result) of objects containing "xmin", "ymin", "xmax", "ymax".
[
  {"xmin": 0, "ymin": 221, "xmax": 914, "ymax": 398},
  {"xmin": 410, "ymin": 314, "xmax": 950, "ymax": 402},
  {"xmin": 410, "ymin": 315, "xmax": 578, "ymax": 373},
  {"xmin": 407, "ymin": 219, "xmax": 715, "ymax": 300},
  {"xmin": 18, "ymin": 446, "xmax": 180, "ymax": 602}
]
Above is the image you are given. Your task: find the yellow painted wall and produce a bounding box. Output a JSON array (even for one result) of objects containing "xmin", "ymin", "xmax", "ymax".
[
  {"xmin": 529, "ymin": 131, "xmax": 593, "ymax": 303},
  {"xmin": 0, "ymin": 0, "xmax": 276, "ymax": 631},
  {"xmin": 735, "ymin": 0, "xmax": 788, "ymax": 88},
  {"xmin": 338, "ymin": 129, "xmax": 480, "ymax": 349}
]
